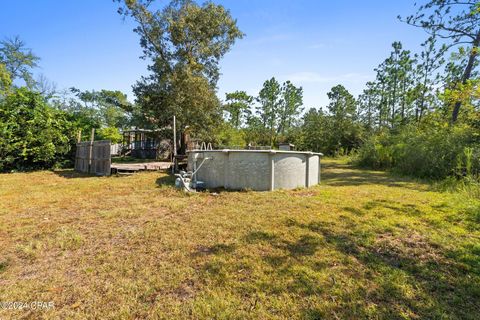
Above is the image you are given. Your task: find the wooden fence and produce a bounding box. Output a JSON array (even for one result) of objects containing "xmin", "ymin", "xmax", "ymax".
[{"xmin": 75, "ymin": 140, "xmax": 111, "ymax": 176}]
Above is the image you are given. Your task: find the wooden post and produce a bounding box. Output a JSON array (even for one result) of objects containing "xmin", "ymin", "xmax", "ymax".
[
  {"xmin": 77, "ymin": 129, "xmax": 82, "ymax": 143},
  {"xmin": 88, "ymin": 128, "xmax": 95, "ymax": 174},
  {"xmin": 173, "ymin": 115, "xmax": 177, "ymax": 173},
  {"xmin": 173, "ymin": 116, "xmax": 177, "ymax": 157}
]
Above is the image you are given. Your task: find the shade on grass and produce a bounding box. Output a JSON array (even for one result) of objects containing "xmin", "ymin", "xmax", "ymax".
[{"xmin": 0, "ymin": 159, "xmax": 479, "ymax": 319}]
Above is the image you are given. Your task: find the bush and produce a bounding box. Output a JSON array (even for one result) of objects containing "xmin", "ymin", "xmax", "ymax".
[
  {"xmin": 354, "ymin": 122, "xmax": 480, "ymax": 179},
  {"xmin": 298, "ymin": 108, "xmax": 364, "ymax": 156},
  {"xmin": 97, "ymin": 126, "xmax": 122, "ymax": 143},
  {"xmin": 353, "ymin": 129, "xmax": 395, "ymax": 169},
  {"xmin": 214, "ymin": 122, "xmax": 246, "ymax": 148},
  {"xmin": 0, "ymin": 88, "xmax": 74, "ymax": 171}
]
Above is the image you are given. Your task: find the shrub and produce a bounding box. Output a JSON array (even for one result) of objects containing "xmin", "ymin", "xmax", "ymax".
[
  {"xmin": 354, "ymin": 122, "xmax": 479, "ymax": 179},
  {"xmin": 97, "ymin": 126, "xmax": 122, "ymax": 143},
  {"xmin": 214, "ymin": 122, "xmax": 246, "ymax": 148},
  {"xmin": 353, "ymin": 129, "xmax": 395, "ymax": 169},
  {"xmin": 0, "ymin": 88, "xmax": 73, "ymax": 171}
]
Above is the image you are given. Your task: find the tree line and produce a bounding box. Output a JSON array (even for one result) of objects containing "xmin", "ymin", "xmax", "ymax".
[
  {"xmin": 0, "ymin": 37, "xmax": 148, "ymax": 171},
  {"xmin": 0, "ymin": 0, "xmax": 244, "ymax": 171},
  {"xmin": 220, "ymin": 0, "xmax": 480, "ymax": 180},
  {"xmin": 1, "ymin": 0, "xmax": 479, "ymax": 181}
]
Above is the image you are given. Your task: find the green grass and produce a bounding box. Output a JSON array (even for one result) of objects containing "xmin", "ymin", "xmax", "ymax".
[{"xmin": 0, "ymin": 159, "xmax": 479, "ymax": 319}]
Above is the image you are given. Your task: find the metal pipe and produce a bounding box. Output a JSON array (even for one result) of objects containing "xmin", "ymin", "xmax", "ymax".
[
  {"xmin": 173, "ymin": 115, "xmax": 177, "ymax": 157},
  {"xmin": 191, "ymin": 156, "xmax": 212, "ymax": 177}
]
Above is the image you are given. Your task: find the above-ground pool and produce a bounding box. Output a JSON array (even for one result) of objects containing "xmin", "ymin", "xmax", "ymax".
[{"xmin": 187, "ymin": 149, "xmax": 323, "ymax": 191}]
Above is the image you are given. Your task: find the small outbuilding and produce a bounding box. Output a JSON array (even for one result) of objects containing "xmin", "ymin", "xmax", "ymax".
[{"xmin": 121, "ymin": 129, "xmax": 169, "ymax": 159}]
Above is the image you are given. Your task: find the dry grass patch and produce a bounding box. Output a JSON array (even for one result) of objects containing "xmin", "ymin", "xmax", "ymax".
[{"xmin": 0, "ymin": 159, "xmax": 479, "ymax": 319}]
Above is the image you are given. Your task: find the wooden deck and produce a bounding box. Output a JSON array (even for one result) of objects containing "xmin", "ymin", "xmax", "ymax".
[{"xmin": 111, "ymin": 162, "xmax": 172, "ymax": 174}]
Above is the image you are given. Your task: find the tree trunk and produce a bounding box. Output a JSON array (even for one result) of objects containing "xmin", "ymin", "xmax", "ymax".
[
  {"xmin": 418, "ymin": 69, "xmax": 429, "ymax": 122},
  {"xmin": 401, "ymin": 79, "xmax": 406, "ymax": 122},
  {"xmin": 367, "ymin": 96, "xmax": 372, "ymax": 129},
  {"xmin": 452, "ymin": 31, "xmax": 480, "ymax": 122}
]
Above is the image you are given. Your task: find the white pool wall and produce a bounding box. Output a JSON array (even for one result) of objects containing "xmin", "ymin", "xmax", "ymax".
[{"xmin": 187, "ymin": 149, "xmax": 322, "ymax": 191}]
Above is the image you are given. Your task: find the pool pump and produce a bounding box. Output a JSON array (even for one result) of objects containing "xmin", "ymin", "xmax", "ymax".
[{"xmin": 174, "ymin": 157, "xmax": 211, "ymax": 192}]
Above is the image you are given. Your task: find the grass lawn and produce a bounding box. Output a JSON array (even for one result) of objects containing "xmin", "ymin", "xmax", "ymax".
[{"xmin": 0, "ymin": 159, "xmax": 479, "ymax": 319}]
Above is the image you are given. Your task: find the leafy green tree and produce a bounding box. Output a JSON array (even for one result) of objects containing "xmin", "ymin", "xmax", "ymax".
[
  {"xmin": 69, "ymin": 88, "xmax": 131, "ymax": 129},
  {"xmin": 224, "ymin": 91, "xmax": 253, "ymax": 128},
  {"xmin": 97, "ymin": 127, "xmax": 123, "ymax": 143},
  {"xmin": 294, "ymin": 86, "xmax": 362, "ymax": 156},
  {"xmin": 97, "ymin": 90, "xmax": 131, "ymax": 128},
  {"xmin": 373, "ymin": 60, "xmax": 390, "ymax": 128},
  {"xmin": 214, "ymin": 122, "xmax": 246, "ymax": 147},
  {"xmin": 118, "ymin": 0, "xmax": 243, "ymax": 83},
  {"xmin": 357, "ymin": 81, "xmax": 379, "ymax": 131},
  {"xmin": 412, "ymin": 36, "xmax": 444, "ymax": 121},
  {"xmin": 134, "ymin": 66, "xmax": 223, "ymax": 139},
  {"xmin": 403, "ymin": 0, "xmax": 480, "ymax": 122},
  {"xmin": 375, "ymin": 42, "xmax": 416, "ymax": 126},
  {"xmin": 243, "ymin": 115, "xmax": 268, "ymax": 147},
  {"xmin": 359, "ymin": 41, "xmax": 436, "ymax": 129},
  {"xmin": 52, "ymin": 90, "xmax": 101, "ymax": 139},
  {"xmin": 0, "ymin": 63, "xmax": 11, "ymax": 95},
  {"xmin": 0, "ymin": 88, "xmax": 73, "ymax": 171},
  {"xmin": 117, "ymin": 0, "xmax": 243, "ymax": 140},
  {"xmin": 257, "ymin": 77, "xmax": 281, "ymax": 146},
  {"xmin": 385, "ymin": 41, "xmax": 402, "ymax": 125},
  {"xmin": 397, "ymin": 46, "xmax": 415, "ymax": 123},
  {"xmin": 35, "ymin": 74, "xmax": 57, "ymax": 100},
  {"xmin": 231, "ymin": 78, "xmax": 303, "ymax": 147},
  {"xmin": 327, "ymin": 85, "xmax": 356, "ymax": 120},
  {"xmin": 326, "ymin": 85, "xmax": 362, "ymax": 154},
  {"xmin": 299, "ymin": 108, "xmax": 331, "ymax": 153},
  {"xmin": 126, "ymin": 103, "xmax": 153, "ymax": 129},
  {"xmin": 278, "ymin": 81, "xmax": 303, "ymax": 136},
  {"xmin": 53, "ymin": 88, "xmax": 133, "ymax": 142},
  {"xmin": 0, "ymin": 36, "xmax": 40, "ymax": 88}
]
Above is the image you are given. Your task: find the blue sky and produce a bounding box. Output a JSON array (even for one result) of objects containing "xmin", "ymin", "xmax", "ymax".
[{"xmin": 0, "ymin": 0, "xmax": 428, "ymax": 109}]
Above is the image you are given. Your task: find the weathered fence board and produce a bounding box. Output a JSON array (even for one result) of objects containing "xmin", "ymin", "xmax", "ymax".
[
  {"xmin": 91, "ymin": 140, "xmax": 111, "ymax": 176},
  {"xmin": 75, "ymin": 140, "xmax": 111, "ymax": 176},
  {"xmin": 75, "ymin": 142, "xmax": 91, "ymax": 173}
]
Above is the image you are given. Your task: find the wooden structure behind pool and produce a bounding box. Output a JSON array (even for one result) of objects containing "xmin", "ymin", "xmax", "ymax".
[
  {"xmin": 187, "ymin": 149, "xmax": 323, "ymax": 191},
  {"xmin": 122, "ymin": 129, "xmax": 161, "ymax": 159}
]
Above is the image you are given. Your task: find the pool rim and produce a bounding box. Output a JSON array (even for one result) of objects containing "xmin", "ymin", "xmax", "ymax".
[{"xmin": 187, "ymin": 149, "xmax": 324, "ymax": 156}]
